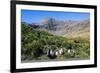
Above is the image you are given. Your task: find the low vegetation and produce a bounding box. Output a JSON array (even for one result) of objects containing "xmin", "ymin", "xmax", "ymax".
[{"xmin": 21, "ymin": 23, "xmax": 90, "ymax": 62}]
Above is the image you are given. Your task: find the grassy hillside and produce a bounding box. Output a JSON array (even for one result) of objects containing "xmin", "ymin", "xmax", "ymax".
[
  {"xmin": 21, "ymin": 23, "xmax": 90, "ymax": 62},
  {"xmin": 63, "ymin": 27, "xmax": 90, "ymax": 39}
]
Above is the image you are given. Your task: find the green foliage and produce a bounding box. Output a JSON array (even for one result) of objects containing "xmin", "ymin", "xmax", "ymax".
[{"xmin": 21, "ymin": 23, "xmax": 90, "ymax": 61}]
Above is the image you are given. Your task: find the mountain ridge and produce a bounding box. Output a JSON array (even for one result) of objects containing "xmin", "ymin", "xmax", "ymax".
[{"xmin": 23, "ymin": 17, "xmax": 90, "ymax": 38}]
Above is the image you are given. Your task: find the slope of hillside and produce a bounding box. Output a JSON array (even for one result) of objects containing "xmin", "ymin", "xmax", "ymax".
[
  {"xmin": 29, "ymin": 18, "xmax": 90, "ymax": 38},
  {"xmin": 64, "ymin": 27, "xmax": 90, "ymax": 38},
  {"xmin": 21, "ymin": 23, "xmax": 90, "ymax": 62}
]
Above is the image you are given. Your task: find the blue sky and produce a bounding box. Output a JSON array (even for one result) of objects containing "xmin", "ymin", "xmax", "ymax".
[{"xmin": 21, "ymin": 9, "xmax": 90, "ymax": 24}]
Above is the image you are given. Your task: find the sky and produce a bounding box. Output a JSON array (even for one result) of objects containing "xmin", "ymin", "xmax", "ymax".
[{"xmin": 21, "ymin": 9, "xmax": 90, "ymax": 24}]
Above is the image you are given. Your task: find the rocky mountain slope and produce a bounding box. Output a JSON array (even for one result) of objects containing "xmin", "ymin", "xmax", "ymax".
[{"xmin": 28, "ymin": 18, "xmax": 90, "ymax": 38}]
